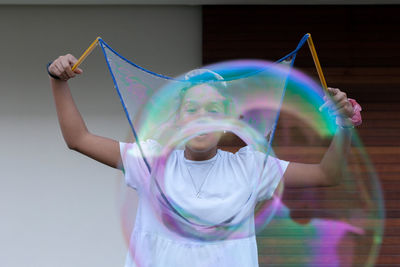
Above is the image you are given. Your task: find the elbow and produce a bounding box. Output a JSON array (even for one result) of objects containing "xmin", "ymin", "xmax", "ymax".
[
  {"xmin": 66, "ymin": 139, "xmax": 79, "ymax": 151},
  {"xmin": 63, "ymin": 129, "xmax": 89, "ymax": 151},
  {"xmin": 66, "ymin": 142, "xmax": 77, "ymax": 151},
  {"xmin": 321, "ymin": 172, "xmax": 342, "ymax": 187},
  {"xmin": 324, "ymin": 178, "xmax": 341, "ymax": 187},
  {"xmin": 64, "ymin": 133, "xmax": 86, "ymax": 151},
  {"xmin": 318, "ymin": 165, "xmax": 342, "ymax": 187}
]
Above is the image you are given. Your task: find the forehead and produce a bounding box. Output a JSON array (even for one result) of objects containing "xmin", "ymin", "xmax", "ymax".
[{"xmin": 183, "ymin": 84, "xmax": 225, "ymax": 104}]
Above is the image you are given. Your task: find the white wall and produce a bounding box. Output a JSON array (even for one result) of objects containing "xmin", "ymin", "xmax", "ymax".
[{"xmin": 0, "ymin": 5, "xmax": 201, "ymax": 267}]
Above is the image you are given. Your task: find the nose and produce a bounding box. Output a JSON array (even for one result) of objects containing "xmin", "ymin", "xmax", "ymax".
[{"xmin": 197, "ymin": 107, "xmax": 207, "ymax": 116}]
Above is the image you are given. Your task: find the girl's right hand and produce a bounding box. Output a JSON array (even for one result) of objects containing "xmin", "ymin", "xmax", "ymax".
[{"xmin": 48, "ymin": 54, "xmax": 83, "ymax": 81}]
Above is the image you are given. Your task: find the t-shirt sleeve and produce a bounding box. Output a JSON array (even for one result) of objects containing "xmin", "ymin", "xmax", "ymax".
[
  {"xmin": 257, "ymin": 155, "xmax": 289, "ymax": 201},
  {"xmin": 237, "ymin": 146, "xmax": 289, "ymax": 201},
  {"xmin": 119, "ymin": 139, "xmax": 160, "ymax": 190}
]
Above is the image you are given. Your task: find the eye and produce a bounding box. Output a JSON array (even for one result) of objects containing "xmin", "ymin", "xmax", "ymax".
[
  {"xmin": 206, "ymin": 103, "xmax": 224, "ymax": 114},
  {"xmin": 184, "ymin": 104, "xmax": 198, "ymax": 114},
  {"xmin": 208, "ymin": 108, "xmax": 220, "ymax": 114},
  {"xmin": 186, "ymin": 108, "xmax": 197, "ymax": 113}
]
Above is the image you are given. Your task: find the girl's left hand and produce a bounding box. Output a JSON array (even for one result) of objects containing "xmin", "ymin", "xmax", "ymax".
[{"xmin": 319, "ymin": 87, "xmax": 355, "ymax": 126}]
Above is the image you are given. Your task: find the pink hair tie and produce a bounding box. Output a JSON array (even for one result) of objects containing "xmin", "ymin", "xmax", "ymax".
[{"xmin": 348, "ymin": 98, "xmax": 362, "ymax": 126}]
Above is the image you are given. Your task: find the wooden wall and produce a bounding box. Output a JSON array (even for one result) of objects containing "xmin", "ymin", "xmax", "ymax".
[{"xmin": 204, "ymin": 5, "xmax": 400, "ymax": 266}]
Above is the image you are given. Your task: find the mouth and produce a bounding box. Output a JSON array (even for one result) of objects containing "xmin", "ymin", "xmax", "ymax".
[
  {"xmin": 194, "ymin": 133, "xmax": 209, "ymax": 139},
  {"xmin": 193, "ymin": 133, "xmax": 211, "ymax": 140}
]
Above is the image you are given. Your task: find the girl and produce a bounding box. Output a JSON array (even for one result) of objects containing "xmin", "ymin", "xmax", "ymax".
[{"xmin": 48, "ymin": 54, "xmax": 360, "ymax": 267}]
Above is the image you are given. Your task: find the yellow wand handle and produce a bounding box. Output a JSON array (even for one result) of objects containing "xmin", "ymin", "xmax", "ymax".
[
  {"xmin": 306, "ymin": 33, "xmax": 328, "ymax": 93},
  {"xmin": 71, "ymin": 36, "xmax": 101, "ymax": 71}
]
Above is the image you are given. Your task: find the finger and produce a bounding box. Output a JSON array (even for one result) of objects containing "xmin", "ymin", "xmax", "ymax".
[
  {"xmin": 59, "ymin": 62, "xmax": 72, "ymax": 79},
  {"xmin": 327, "ymin": 87, "xmax": 339, "ymax": 96},
  {"xmin": 327, "ymin": 92, "xmax": 347, "ymax": 111},
  {"xmin": 319, "ymin": 101, "xmax": 330, "ymax": 112},
  {"xmin": 61, "ymin": 59, "xmax": 75, "ymax": 78},
  {"xmin": 329, "ymin": 101, "xmax": 351, "ymax": 116},
  {"xmin": 49, "ymin": 60, "xmax": 61, "ymax": 75},
  {"xmin": 330, "ymin": 108, "xmax": 345, "ymax": 116},
  {"xmin": 333, "ymin": 94, "xmax": 352, "ymax": 114},
  {"xmin": 65, "ymin": 67, "xmax": 76, "ymax": 78},
  {"xmin": 58, "ymin": 71, "xmax": 69, "ymax": 80},
  {"xmin": 331, "ymin": 91, "xmax": 347, "ymax": 103},
  {"xmin": 333, "ymin": 98, "xmax": 348, "ymax": 110},
  {"xmin": 322, "ymin": 99, "xmax": 349, "ymax": 116},
  {"xmin": 48, "ymin": 62, "xmax": 59, "ymax": 77},
  {"xmin": 53, "ymin": 62, "xmax": 68, "ymax": 80},
  {"xmin": 66, "ymin": 54, "xmax": 78, "ymax": 64},
  {"xmin": 319, "ymin": 100, "xmax": 335, "ymax": 112},
  {"xmin": 74, "ymin": 67, "xmax": 83, "ymax": 74},
  {"xmin": 329, "ymin": 104, "xmax": 348, "ymax": 116},
  {"xmin": 331, "ymin": 104, "xmax": 354, "ymax": 117},
  {"xmin": 67, "ymin": 54, "xmax": 82, "ymax": 74},
  {"xmin": 343, "ymin": 102, "xmax": 355, "ymax": 117}
]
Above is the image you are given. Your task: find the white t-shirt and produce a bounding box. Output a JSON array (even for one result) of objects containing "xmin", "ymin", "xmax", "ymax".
[{"xmin": 120, "ymin": 140, "xmax": 289, "ymax": 267}]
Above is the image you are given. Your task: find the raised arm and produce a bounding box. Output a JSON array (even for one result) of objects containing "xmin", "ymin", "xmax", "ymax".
[
  {"xmin": 49, "ymin": 54, "xmax": 122, "ymax": 169},
  {"xmin": 283, "ymin": 87, "xmax": 358, "ymax": 188}
]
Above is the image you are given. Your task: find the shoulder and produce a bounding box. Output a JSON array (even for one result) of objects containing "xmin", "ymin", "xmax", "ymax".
[
  {"xmin": 119, "ymin": 139, "xmax": 163, "ymax": 190},
  {"xmin": 215, "ymin": 146, "xmax": 261, "ymax": 162},
  {"xmin": 120, "ymin": 139, "xmax": 161, "ymax": 158},
  {"xmin": 235, "ymin": 145, "xmax": 264, "ymax": 161},
  {"xmin": 119, "ymin": 139, "xmax": 162, "ymax": 174},
  {"xmin": 217, "ymin": 146, "xmax": 260, "ymax": 171},
  {"xmin": 229, "ymin": 145, "xmax": 289, "ymax": 171}
]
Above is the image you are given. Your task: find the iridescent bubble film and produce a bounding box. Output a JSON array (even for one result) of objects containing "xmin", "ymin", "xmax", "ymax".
[{"xmin": 101, "ymin": 38, "xmax": 384, "ymax": 266}]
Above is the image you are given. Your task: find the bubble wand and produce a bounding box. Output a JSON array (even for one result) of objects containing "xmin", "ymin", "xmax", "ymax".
[
  {"xmin": 306, "ymin": 33, "xmax": 328, "ymax": 94},
  {"xmin": 71, "ymin": 36, "xmax": 101, "ymax": 71},
  {"xmin": 308, "ymin": 33, "xmax": 362, "ymax": 125}
]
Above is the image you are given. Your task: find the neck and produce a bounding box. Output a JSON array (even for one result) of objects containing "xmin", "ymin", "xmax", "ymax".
[{"xmin": 184, "ymin": 147, "xmax": 217, "ymax": 161}]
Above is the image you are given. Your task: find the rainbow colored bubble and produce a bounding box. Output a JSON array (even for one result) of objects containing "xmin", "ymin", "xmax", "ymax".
[{"xmin": 102, "ymin": 42, "xmax": 383, "ymax": 266}]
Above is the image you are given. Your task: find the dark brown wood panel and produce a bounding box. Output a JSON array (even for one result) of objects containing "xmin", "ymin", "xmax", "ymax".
[
  {"xmin": 204, "ymin": 5, "xmax": 400, "ymax": 266},
  {"xmin": 203, "ymin": 5, "xmax": 400, "ymax": 68}
]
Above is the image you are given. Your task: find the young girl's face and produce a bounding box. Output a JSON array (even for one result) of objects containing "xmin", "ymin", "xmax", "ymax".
[{"xmin": 178, "ymin": 84, "xmax": 226, "ymax": 153}]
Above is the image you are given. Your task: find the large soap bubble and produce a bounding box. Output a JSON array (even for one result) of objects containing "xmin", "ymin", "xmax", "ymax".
[{"xmin": 105, "ymin": 44, "xmax": 383, "ymax": 265}]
